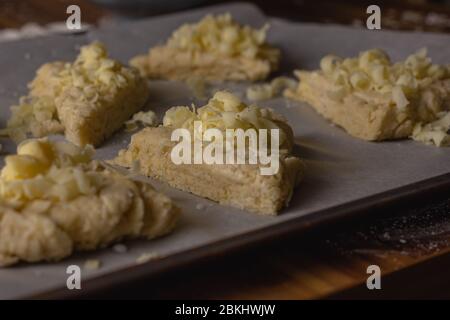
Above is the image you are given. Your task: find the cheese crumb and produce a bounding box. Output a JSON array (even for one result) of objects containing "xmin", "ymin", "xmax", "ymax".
[
  {"xmin": 195, "ymin": 203, "xmax": 205, "ymax": 210},
  {"xmin": 124, "ymin": 110, "xmax": 158, "ymax": 132},
  {"xmin": 412, "ymin": 112, "xmax": 450, "ymax": 147},
  {"xmin": 246, "ymin": 76, "xmax": 297, "ymax": 101},
  {"xmin": 112, "ymin": 244, "xmax": 128, "ymax": 254},
  {"xmin": 136, "ymin": 252, "xmax": 160, "ymax": 264},
  {"xmin": 84, "ymin": 259, "xmax": 101, "ymax": 270}
]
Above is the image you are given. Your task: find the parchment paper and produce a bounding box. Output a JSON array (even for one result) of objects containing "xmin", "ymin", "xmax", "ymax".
[{"xmin": 0, "ymin": 2, "xmax": 449, "ymax": 299}]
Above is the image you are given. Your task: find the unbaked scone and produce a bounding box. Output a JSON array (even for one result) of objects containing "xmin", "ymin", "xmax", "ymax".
[
  {"xmin": 0, "ymin": 138, "xmax": 179, "ymax": 267},
  {"xmin": 130, "ymin": 13, "xmax": 280, "ymax": 82},
  {"xmin": 114, "ymin": 91, "xmax": 303, "ymax": 215},
  {"xmin": 3, "ymin": 42, "xmax": 149, "ymax": 147},
  {"xmin": 285, "ymin": 48, "xmax": 450, "ymax": 142}
]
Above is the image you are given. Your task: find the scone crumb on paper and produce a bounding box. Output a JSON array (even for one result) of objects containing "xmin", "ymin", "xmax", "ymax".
[
  {"xmin": 412, "ymin": 112, "xmax": 450, "ymax": 147},
  {"xmin": 124, "ymin": 110, "xmax": 158, "ymax": 132},
  {"xmin": 136, "ymin": 252, "xmax": 160, "ymax": 264},
  {"xmin": 84, "ymin": 259, "xmax": 101, "ymax": 270},
  {"xmin": 195, "ymin": 203, "xmax": 206, "ymax": 210},
  {"xmin": 112, "ymin": 244, "xmax": 128, "ymax": 254},
  {"xmin": 246, "ymin": 76, "xmax": 297, "ymax": 101}
]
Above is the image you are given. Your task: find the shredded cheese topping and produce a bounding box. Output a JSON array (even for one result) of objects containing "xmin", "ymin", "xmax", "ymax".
[
  {"xmin": 318, "ymin": 48, "xmax": 450, "ymax": 110},
  {"xmin": 166, "ymin": 13, "xmax": 278, "ymax": 63},
  {"xmin": 412, "ymin": 112, "xmax": 450, "ymax": 147},
  {"xmin": 124, "ymin": 110, "xmax": 158, "ymax": 132},
  {"xmin": 162, "ymin": 91, "xmax": 290, "ymax": 147},
  {"xmin": 246, "ymin": 76, "xmax": 298, "ymax": 101},
  {"xmin": 163, "ymin": 91, "xmax": 278, "ymax": 129}
]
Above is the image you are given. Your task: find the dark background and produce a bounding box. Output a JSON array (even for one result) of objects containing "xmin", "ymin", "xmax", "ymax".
[{"xmin": 1, "ymin": 0, "xmax": 450, "ymax": 33}]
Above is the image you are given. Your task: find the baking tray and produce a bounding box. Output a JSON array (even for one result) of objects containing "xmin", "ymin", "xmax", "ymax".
[{"xmin": 0, "ymin": 2, "xmax": 449, "ymax": 299}]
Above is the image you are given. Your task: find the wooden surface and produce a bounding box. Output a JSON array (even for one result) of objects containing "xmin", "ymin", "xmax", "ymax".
[
  {"xmin": 2, "ymin": 0, "xmax": 450, "ymax": 299},
  {"xmin": 90, "ymin": 196, "xmax": 450, "ymax": 299}
]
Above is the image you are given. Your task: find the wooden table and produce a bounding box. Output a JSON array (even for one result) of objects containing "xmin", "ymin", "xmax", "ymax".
[{"xmin": 2, "ymin": 0, "xmax": 450, "ymax": 299}]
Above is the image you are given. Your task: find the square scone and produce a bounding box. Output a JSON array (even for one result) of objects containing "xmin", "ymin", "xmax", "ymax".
[
  {"xmin": 285, "ymin": 49, "xmax": 450, "ymax": 142},
  {"xmin": 3, "ymin": 42, "xmax": 150, "ymax": 147},
  {"xmin": 130, "ymin": 13, "xmax": 280, "ymax": 82},
  {"xmin": 114, "ymin": 91, "xmax": 303, "ymax": 215},
  {"xmin": 0, "ymin": 138, "xmax": 179, "ymax": 267}
]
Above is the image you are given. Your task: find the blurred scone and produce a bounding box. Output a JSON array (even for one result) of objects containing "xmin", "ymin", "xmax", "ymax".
[
  {"xmin": 114, "ymin": 91, "xmax": 303, "ymax": 215},
  {"xmin": 3, "ymin": 42, "xmax": 149, "ymax": 146},
  {"xmin": 0, "ymin": 139, "xmax": 179, "ymax": 267},
  {"xmin": 285, "ymin": 49, "xmax": 450, "ymax": 144},
  {"xmin": 130, "ymin": 13, "xmax": 280, "ymax": 82}
]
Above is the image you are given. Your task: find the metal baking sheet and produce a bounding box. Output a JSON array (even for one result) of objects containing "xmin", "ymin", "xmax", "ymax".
[{"xmin": 0, "ymin": 2, "xmax": 450, "ymax": 299}]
